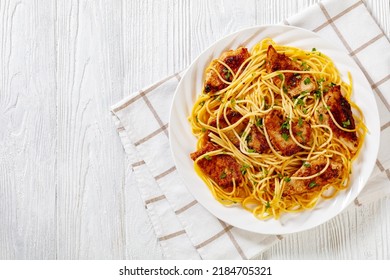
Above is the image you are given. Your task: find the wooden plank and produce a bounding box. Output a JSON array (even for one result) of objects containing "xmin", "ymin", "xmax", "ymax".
[
  {"xmin": 55, "ymin": 0, "xmax": 126, "ymax": 259},
  {"xmin": 0, "ymin": 0, "xmax": 56, "ymax": 259}
]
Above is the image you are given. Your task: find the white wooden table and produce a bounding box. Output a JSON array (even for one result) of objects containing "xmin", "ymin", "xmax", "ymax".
[{"xmin": 1, "ymin": 0, "xmax": 389, "ymax": 260}]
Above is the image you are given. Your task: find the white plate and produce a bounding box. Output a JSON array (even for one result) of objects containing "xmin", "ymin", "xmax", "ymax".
[{"xmin": 169, "ymin": 25, "xmax": 380, "ymax": 235}]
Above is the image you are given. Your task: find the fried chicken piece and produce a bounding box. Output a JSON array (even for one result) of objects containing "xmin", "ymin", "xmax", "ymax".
[
  {"xmin": 190, "ymin": 142, "xmax": 243, "ymax": 189},
  {"xmin": 316, "ymin": 85, "xmax": 358, "ymax": 154},
  {"xmin": 264, "ymin": 110, "xmax": 311, "ymax": 156},
  {"xmin": 204, "ymin": 47, "xmax": 250, "ymax": 94},
  {"xmin": 208, "ymin": 110, "xmax": 248, "ymax": 147},
  {"xmin": 284, "ymin": 156, "xmax": 344, "ymax": 196},
  {"xmin": 266, "ymin": 45, "xmax": 316, "ymax": 97},
  {"xmin": 247, "ymin": 126, "xmax": 269, "ymax": 153}
]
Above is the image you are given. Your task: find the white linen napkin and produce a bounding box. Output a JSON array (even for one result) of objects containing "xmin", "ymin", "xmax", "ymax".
[{"xmin": 111, "ymin": 0, "xmax": 390, "ymax": 259}]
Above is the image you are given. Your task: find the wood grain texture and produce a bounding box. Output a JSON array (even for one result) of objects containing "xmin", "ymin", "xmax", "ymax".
[
  {"xmin": 0, "ymin": 0, "xmax": 57, "ymax": 259},
  {"xmin": 0, "ymin": 0, "xmax": 389, "ymax": 260}
]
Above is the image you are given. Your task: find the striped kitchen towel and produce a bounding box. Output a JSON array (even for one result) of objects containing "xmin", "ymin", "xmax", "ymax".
[{"xmin": 111, "ymin": 0, "xmax": 390, "ymax": 259}]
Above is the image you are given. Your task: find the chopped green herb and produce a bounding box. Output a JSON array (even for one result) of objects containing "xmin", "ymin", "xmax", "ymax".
[
  {"xmin": 277, "ymin": 174, "xmax": 283, "ymax": 179},
  {"xmin": 342, "ymin": 119, "xmax": 351, "ymax": 127},
  {"xmin": 330, "ymin": 82, "xmax": 336, "ymax": 87},
  {"xmin": 303, "ymin": 108, "xmax": 308, "ymax": 114},
  {"xmin": 281, "ymin": 118, "xmax": 290, "ymax": 130},
  {"xmin": 296, "ymin": 131, "xmax": 304, "ymax": 141},
  {"xmin": 296, "ymin": 98, "xmax": 305, "ymax": 107},
  {"xmin": 304, "ymin": 77, "xmax": 311, "ymax": 85},
  {"xmin": 314, "ymin": 89, "xmax": 322, "ymax": 99},
  {"xmin": 284, "ymin": 177, "xmax": 291, "ymax": 182},
  {"xmin": 317, "ymin": 77, "xmax": 325, "ymax": 84},
  {"xmin": 256, "ymin": 118, "xmax": 263, "ymax": 127},
  {"xmin": 319, "ymin": 114, "xmax": 324, "ymax": 122},
  {"xmin": 295, "ymin": 74, "xmax": 302, "ymax": 79},
  {"xmin": 265, "ymin": 201, "xmax": 271, "ymax": 210},
  {"xmin": 246, "ymin": 133, "xmax": 252, "ymax": 142},
  {"xmin": 303, "ymin": 162, "xmax": 311, "ymax": 167},
  {"xmin": 278, "ymin": 73, "xmax": 284, "ymax": 80},
  {"xmin": 223, "ymin": 68, "xmax": 231, "ymax": 80},
  {"xmin": 300, "ymin": 90, "xmax": 308, "ymax": 96},
  {"xmin": 298, "ymin": 117, "xmax": 303, "ymax": 127},
  {"xmin": 230, "ymin": 98, "xmax": 236, "ymax": 105},
  {"xmin": 195, "ymin": 116, "xmax": 199, "ymax": 123},
  {"xmin": 308, "ymin": 181, "xmax": 317, "ymax": 188},
  {"xmin": 220, "ymin": 171, "xmax": 227, "ymax": 179},
  {"xmin": 240, "ymin": 164, "xmax": 250, "ymax": 175},
  {"xmin": 199, "ymin": 101, "xmax": 205, "ymax": 106},
  {"xmin": 201, "ymin": 127, "xmax": 206, "ymax": 132},
  {"xmin": 247, "ymin": 149, "xmax": 256, "ymax": 153},
  {"xmin": 281, "ymin": 133, "xmax": 289, "ymax": 141},
  {"xmin": 312, "ymin": 47, "xmax": 317, "ymax": 51},
  {"xmin": 283, "ymin": 85, "xmax": 288, "ymax": 94},
  {"xmin": 204, "ymin": 155, "xmax": 212, "ymax": 161}
]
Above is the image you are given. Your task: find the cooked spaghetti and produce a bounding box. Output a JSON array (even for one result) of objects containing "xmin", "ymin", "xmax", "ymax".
[{"xmin": 189, "ymin": 38, "xmax": 366, "ymax": 220}]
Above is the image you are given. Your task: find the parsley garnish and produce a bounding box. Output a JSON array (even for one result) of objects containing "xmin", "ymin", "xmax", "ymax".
[
  {"xmin": 281, "ymin": 133, "xmax": 289, "ymax": 141},
  {"xmin": 281, "ymin": 118, "xmax": 290, "ymax": 130},
  {"xmin": 303, "ymin": 162, "xmax": 311, "ymax": 167},
  {"xmin": 247, "ymin": 149, "xmax": 256, "ymax": 153},
  {"xmin": 314, "ymin": 89, "xmax": 322, "ymax": 99},
  {"xmin": 220, "ymin": 171, "xmax": 227, "ymax": 179},
  {"xmin": 223, "ymin": 68, "xmax": 231, "ymax": 80},
  {"xmin": 240, "ymin": 164, "xmax": 250, "ymax": 175},
  {"xmin": 278, "ymin": 73, "xmax": 284, "ymax": 80},
  {"xmin": 308, "ymin": 181, "xmax": 317, "ymax": 188},
  {"xmin": 304, "ymin": 77, "xmax": 311, "ymax": 85},
  {"xmin": 312, "ymin": 47, "xmax": 317, "ymax": 51},
  {"xmin": 298, "ymin": 117, "xmax": 303, "ymax": 127},
  {"xmin": 342, "ymin": 119, "xmax": 351, "ymax": 127},
  {"xmin": 256, "ymin": 118, "xmax": 263, "ymax": 127},
  {"xmin": 319, "ymin": 114, "xmax": 324, "ymax": 122},
  {"xmin": 265, "ymin": 201, "xmax": 271, "ymax": 210},
  {"xmin": 296, "ymin": 98, "xmax": 305, "ymax": 107},
  {"xmin": 204, "ymin": 155, "xmax": 212, "ymax": 161},
  {"xmin": 284, "ymin": 177, "xmax": 291, "ymax": 182}
]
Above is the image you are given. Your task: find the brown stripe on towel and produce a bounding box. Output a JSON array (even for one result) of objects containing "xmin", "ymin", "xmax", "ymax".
[
  {"xmin": 155, "ymin": 166, "xmax": 176, "ymax": 181},
  {"xmin": 313, "ymin": 1, "xmax": 362, "ymax": 32},
  {"xmin": 158, "ymin": 230, "xmax": 187, "ymax": 241},
  {"xmin": 218, "ymin": 220, "xmax": 247, "ymax": 260},
  {"xmin": 145, "ymin": 195, "xmax": 166, "ymax": 205},
  {"xmin": 195, "ymin": 224, "xmax": 234, "ymax": 250},
  {"xmin": 131, "ymin": 160, "xmax": 146, "ymax": 168},
  {"xmin": 112, "ymin": 73, "xmax": 178, "ymax": 113},
  {"xmin": 371, "ymin": 74, "xmax": 390, "ymax": 90},
  {"xmin": 381, "ymin": 122, "xmax": 390, "ymax": 131},
  {"xmin": 175, "ymin": 200, "xmax": 198, "ymax": 215},
  {"xmin": 319, "ymin": 2, "xmax": 390, "ymax": 112},
  {"xmin": 349, "ymin": 33, "xmax": 384, "ymax": 56},
  {"xmin": 134, "ymin": 123, "xmax": 168, "ymax": 146}
]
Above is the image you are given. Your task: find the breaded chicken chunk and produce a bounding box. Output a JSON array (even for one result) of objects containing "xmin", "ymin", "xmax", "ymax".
[
  {"xmin": 266, "ymin": 45, "xmax": 316, "ymax": 97},
  {"xmin": 316, "ymin": 85, "xmax": 358, "ymax": 153},
  {"xmin": 264, "ymin": 110, "xmax": 311, "ymax": 156},
  {"xmin": 284, "ymin": 156, "xmax": 344, "ymax": 196},
  {"xmin": 247, "ymin": 126, "xmax": 269, "ymax": 153},
  {"xmin": 204, "ymin": 47, "xmax": 250, "ymax": 94},
  {"xmin": 190, "ymin": 142, "xmax": 243, "ymax": 188}
]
